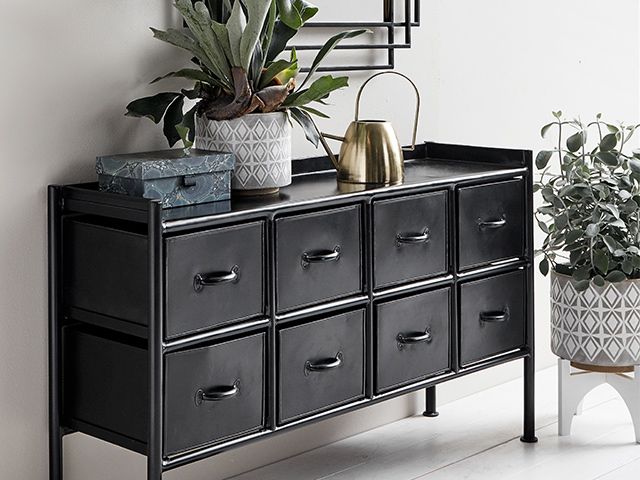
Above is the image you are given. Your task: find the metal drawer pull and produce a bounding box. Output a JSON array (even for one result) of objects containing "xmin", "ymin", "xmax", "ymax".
[
  {"xmin": 396, "ymin": 228, "xmax": 430, "ymax": 246},
  {"xmin": 480, "ymin": 310, "xmax": 509, "ymax": 323},
  {"xmin": 195, "ymin": 380, "xmax": 240, "ymax": 406},
  {"xmin": 477, "ymin": 217, "xmax": 507, "ymax": 229},
  {"xmin": 301, "ymin": 246, "xmax": 341, "ymax": 268},
  {"xmin": 397, "ymin": 329, "xmax": 433, "ymax": 345},
  {"xmin": 193, "ymin": 265, "xmax": 239, "ymax": 292},
  {"xmin": 305, "ymin": 351, "xmax": 343, "ymax": 375}
]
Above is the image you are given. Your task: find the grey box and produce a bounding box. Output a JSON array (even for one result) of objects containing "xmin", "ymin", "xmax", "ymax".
[{"xmin": 96, "ymin": 149, "xmax": 234, "ymax": 208}]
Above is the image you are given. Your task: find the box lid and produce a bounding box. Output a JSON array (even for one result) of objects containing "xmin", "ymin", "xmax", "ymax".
[{"xmin": 96, "ymin": 149, "xmax": 234, "ymax": 180}]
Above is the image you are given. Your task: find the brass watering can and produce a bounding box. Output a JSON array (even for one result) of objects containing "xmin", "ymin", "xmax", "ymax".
[{"xmin": 318, "ymin": 71, "xmax": 421, "ymax": 186}]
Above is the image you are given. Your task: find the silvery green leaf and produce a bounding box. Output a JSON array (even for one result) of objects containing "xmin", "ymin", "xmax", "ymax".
[
  {"xmin": 585, "ymin": 223, "xmax": 600, "ymax": 237},
  {"xmin": 566, "ymin": 131, "xmax": 586, "ymax": 153},
  {"xmin": 574, "ymin": 279, "xmax": 591, "ymax": 292},
  {"xmin": 175, "ymin": 0, "xmax": 232, "ymax": 83},
  {"xmin": 289, "ymin": 106, "xmax": 320, "ymax": 147},
  {"xmin": 599, "ymin": 133, "xmax": 617, "ymax": 151},
  {"xmin": 541, "ymin": 122, "xmax": 555, "ymax": 138},
  {"xmin": 125, "ymin": 92, "xmax": 182, "ymax": 124},
  {"xmin": 535, "ymin": 150, "xmax": 553, "ymax": 169},
  {"xmin": 226, "ymin": 0, "xmax": 246, "ymax": 67},
  {"xmin": 593, "ymin": 249, "xmax": 609, "ymax": 274},
  {"xmin": 298, "ymin": 29, "xmax": 369, "ymax": 89},
  {"xmin": 539, "ymin": 258, "xmax": 549, "ymax": 276},
  {"xmin": 606, "ymin": 270, "xmax": 627, "ymax": 283},
  {"xmin": 239, "ymin": 0, "xmax": 272, "ymax": 72},
  {"xmin": 592, "ymin": 275, "xmax": 605, "ymax": 287},
  {"xmin": 629, "ymin": 158, "xmax": 640, "ymax": 174},
  {"xmin": 163, "ymin": 96, "xmax": 185, "ymax": 147}
]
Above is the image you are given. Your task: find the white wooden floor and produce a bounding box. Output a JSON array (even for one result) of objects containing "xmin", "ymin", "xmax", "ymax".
[{"xmin": 230, "ymin": 366, "xmax": 640, "ymax": 480}]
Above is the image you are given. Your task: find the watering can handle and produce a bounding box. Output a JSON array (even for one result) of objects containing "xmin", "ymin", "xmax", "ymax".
[{"xmin": 355, "ymin": 71, "xmax": 421, "ymax": 152}]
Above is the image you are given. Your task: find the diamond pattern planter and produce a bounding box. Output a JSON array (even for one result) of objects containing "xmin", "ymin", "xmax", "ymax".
[
  {"xmin": 196, "ymin": 112, "xmax": 292, "ymax": 194},
  {"xmin": 551, "ymin": 270, "xmax": 640, "ymax": 367}
]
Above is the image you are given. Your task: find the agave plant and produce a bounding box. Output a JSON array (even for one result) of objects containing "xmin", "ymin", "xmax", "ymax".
[{"xmin": 126, "ymin": 0, "xmax": 367, "ymax": 149}]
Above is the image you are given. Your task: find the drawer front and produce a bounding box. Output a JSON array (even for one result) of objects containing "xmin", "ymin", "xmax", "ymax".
[
  {"xmin": 459, "ymin": 270, "xmax": 526, "ymax": 366},
  {"xmin": 375, "ymin": 288, "xmax": 450, "ymax": 393},
  {"xmin": 166, "ymin": 221, "xmax": 265, "ymax": 338},
  {"xmin": 373, "ymin": 192, "xmax": 448, "ymax": 289},
  {"xmin": 276, "ymin": 206, "xmax": 363, "ymax": 312},
  {"xmin": 458, "ymin": 179, "xmax": 525, "ymax": 270},
  {"xmin": 278, "ymin": 310, "xmax": 365, "ymax": 424},
  {"xmin": 164, "ymin": 333, "xmax": 265, "ymax": 455}
]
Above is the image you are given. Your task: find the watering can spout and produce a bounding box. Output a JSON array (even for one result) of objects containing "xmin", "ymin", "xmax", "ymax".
[{"xmin": 318, "ymin": 132, "xmax": 345, "ymax": 171}]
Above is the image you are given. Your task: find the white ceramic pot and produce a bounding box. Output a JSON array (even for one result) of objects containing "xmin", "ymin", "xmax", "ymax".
[
  {"xmin": 196, "ymin": 111, "xmax": 292, "ymax": 195},
  {"xmin": 550, "ymin": 270, "xmax": 640, "ymax": 367}
]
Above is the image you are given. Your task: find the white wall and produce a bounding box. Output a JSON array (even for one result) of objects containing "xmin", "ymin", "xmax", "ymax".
[{"xmin": 0, "ymin": 1, "xmax": 638, "ymax": 479}]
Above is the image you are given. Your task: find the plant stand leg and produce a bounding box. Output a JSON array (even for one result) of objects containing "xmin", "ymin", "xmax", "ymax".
[
  {"xmin": 607, "ymin": 365, "xmax": 640, "ymax": 444},
  {"xmin": 558, "ymin": 359, "xmax": 640, "ymax": 442},
  {"xmin": 423, "ymin": 386, "xmax": 439, "ymax": 418}
]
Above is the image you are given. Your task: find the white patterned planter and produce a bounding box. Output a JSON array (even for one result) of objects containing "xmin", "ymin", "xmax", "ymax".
[
  {"xmin": 550, "ymin": 270, "xmax": 640, "ymax": 367},
  {"xmin": 196, "ymin": 111, "xmax": 292, "ymax": 195}
]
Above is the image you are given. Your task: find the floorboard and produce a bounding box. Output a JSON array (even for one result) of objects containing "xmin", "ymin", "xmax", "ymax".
[{"xmin": 231, "ymin": 366, "xmax": 640, "ymax": 480}]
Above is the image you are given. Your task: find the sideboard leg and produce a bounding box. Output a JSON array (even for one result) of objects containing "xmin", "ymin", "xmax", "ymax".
[
  {"xmin": 423, "ymin": 386, "xmax": 439, "ymax": 417},
  {"xmin": 520, "ymin": 356, "xmax": 538, "ymax": 443},
  {"xmin": 148, "ymin": 201, "xmax": 164, "ymax": 480},
  {"xmin": 48, "ymin": 186, "xmax": 63, "ymax": 480}
]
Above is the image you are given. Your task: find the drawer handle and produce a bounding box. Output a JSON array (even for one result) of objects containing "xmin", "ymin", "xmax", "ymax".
[
  {"xmin": 301, "ymin": 246, "xmax": 341, "ymax": 268},
  {"xmin": 305, "ymin": 351, "xmax": 343, "ymax": 375},
  {"xmin": 193, "ymin": 265, "xmax": 240, "ymax": 292},
  {"xmin": 479, "ymin": 310, "xmax": 509, "ymax": 323},
  {"xmin": 396, "ymin": 228, "xmax": 431, "ymax": 246},
  {"xmin": 397, "ymin": 329, "xmax": 433, "ymax": 347},
  {"xmin": 477, "ymin": 217, "xmax": 507, "ymax": 230},
  {"xmin": 195, "ymin": 380, "xmax": 240, "ymax": 406}
]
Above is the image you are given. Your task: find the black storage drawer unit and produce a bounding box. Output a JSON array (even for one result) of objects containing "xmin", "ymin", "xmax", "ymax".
[
  {"xmin": 50, "ymin": 142, "xmax": 537, "ymax": 480},
  {"xmin": 278, "ymin": 310, "xmax": 365, "ymax": 424},
  {"xmin": 63, "ymin": 327, "xmax": 149, "ymax": 447},
  {"xmin": 63, "ymin": 326, "xmax": 266, "ymax": 456},
  {"xmin": 458, "ymin": 178, "xmax": 525, "ymax": 270},
  {"xmin": 165, "ymin": 221, "xmax": 266, "ymax": 338},
  {"xmin": 373, "ymin": 191, "xmax": 448, "ymax": 289},
  {"xmin": 459, "ymin": 269, "xmax": 527, "ymax": 366},
  {"xmin": 64, "ymin": 218, "xmax": 148, "ymax": 326},
  {"xmin": 164, "ymin": 333, "xmax": 266, "ymax": 455},
  {"xmin": 275, "ymin": 205, "xmax": 363, "ymax": 313},
  {"xmin": 375, "ymin": 288, "xmax": 451, "ymax": 393}
]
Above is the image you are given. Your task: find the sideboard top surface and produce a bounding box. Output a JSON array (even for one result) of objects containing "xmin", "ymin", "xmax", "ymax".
[{"xmin": 60, "ymin": 142, "xmax": 530, "ymax": 233}]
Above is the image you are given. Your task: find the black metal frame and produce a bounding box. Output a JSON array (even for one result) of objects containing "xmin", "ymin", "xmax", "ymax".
[
  {"xmin": 48, "ymin": 142, "xmax": 537, "ymax": 480},
  {"xmin": 210, "ymin": 0, "xmax": 422, "ymax": 72}
]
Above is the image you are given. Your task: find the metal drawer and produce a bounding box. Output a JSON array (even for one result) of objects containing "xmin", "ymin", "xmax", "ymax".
[
  {"xmin": 458, "ymin": 179, "xmax": 525, "ymax": 270},
  {"xmin": 373, "ymin": 191, "xmax": 448, "ymax": 289},
  {"xmin": 375, "ymin": 288, "xmax": 450, "ymax": 393},
  {"xmin": 459, "ymin": 270, "xmax": 526, "ymax": 366},
  {"xmin": 165, "ymin": 221, "xmax": 265, "ymax": 338},
  {"xmin": 164, "ymin": 333, "xmax": 266, "ymax": 455},
  {"xmin": 278, "ymin": 310, "xmax": 365, "ymax": 424},
  {"xmin": 275, "ymin": 205, "xmax": 363, "ymax": 313}
]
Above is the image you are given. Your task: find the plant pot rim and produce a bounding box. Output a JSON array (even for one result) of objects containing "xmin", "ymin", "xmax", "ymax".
[
  {"xmin": 551, "ymin": 269, "xmax": 640, "ymax": 284},
  {"xmin": 197, "ymin": 111, "xmax": 287, "ymax": 121}
]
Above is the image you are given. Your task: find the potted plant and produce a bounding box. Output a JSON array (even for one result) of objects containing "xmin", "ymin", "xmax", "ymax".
[
  {"xmin": 536, "ymin": 112, "xmax": 640, "ymax": 368},
  {"xmin": 126, "ymin": 0, "xmax": 366, "ymax": 195}
]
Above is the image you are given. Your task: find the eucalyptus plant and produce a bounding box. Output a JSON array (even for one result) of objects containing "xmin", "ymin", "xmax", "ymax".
[
  {"xmin": 126, "ymin": 0, "xmax": 367, "ymax": 149},
  {"xmin": 536, "ymin": 112, "xmax": 640, "ymax": 291}
]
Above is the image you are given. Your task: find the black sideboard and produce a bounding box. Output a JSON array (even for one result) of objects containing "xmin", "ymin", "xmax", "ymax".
[{"xmin": 48, "ymin": 142, "xmax": 538, "ymax": 480}]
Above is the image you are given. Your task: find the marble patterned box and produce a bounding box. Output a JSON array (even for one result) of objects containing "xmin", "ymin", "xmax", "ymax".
[{"xmin": 96, "ymin": 149, "xmax": 234, "ymax": 208}]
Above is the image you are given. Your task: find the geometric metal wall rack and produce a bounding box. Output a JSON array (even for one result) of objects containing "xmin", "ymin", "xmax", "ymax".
[{"xmin": 208, "ymin": 0, "xmax": 422, "ymax": 73}]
